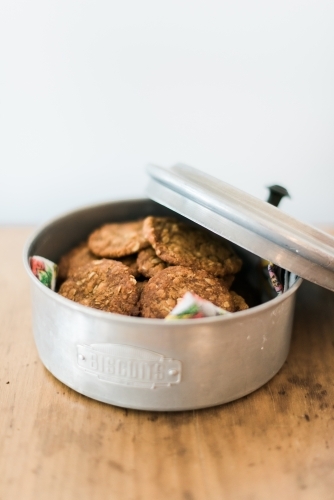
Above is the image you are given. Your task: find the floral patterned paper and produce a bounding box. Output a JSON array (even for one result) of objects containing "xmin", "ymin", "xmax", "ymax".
[
  {"xmin": 268, "ymin": 263, "xmax": 284, "ymax": 295},
  {"xmin": 165, "ymin": 292, "xmax": 232, "ymax": 320},
  {"xmin": 30, "ymin": 256, "xmax": 58, "ymax": 291}
]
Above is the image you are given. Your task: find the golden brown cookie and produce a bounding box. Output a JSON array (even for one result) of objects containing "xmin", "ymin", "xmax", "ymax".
[
  {"xmin": 219, "ymin": 275, "xmax": 235, "ymax": 290},
  {"xmin": 131, "ymin": 280, "xmax": 149, "ymax": 317},
  {"xmin": 132, "ymin": 280, "xmax": 148, "ymax": 316},
  {"xmin": 230, "ymin": 291, "xmax": 249, "ymax": 311},
  {"xmin": 139, "ymin": 266, "xmax": 236, "ymax": 319},
  {"xmin": 59, "ymin": 259, "xmax": 139, "ymax": 315},
  {"xmin": 88, "ymin": 220, "xmax": 149, "ymax": 258},
  {"xmin": 58, "ymin": 242, "xmax": 97, "ymax": 281},
  {"xmin": 143, "ymin": 216, "xmax": 242, "ymax": 277},
  {"xmin": 136, "ymin": 280, "xmax": 149, "ymax": 295},
  {"xmin": 137, "ymin": 247, "xmax": 168, "ymax": 278},
  {"xmin": 118, "ymin": 254, "xmax": 141, "ymax": 278}
]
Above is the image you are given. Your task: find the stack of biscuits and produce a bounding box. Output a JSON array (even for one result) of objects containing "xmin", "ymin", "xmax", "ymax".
[{"xmin": 58, "ymin": 217, "xmax": 249, "ymax": 318}]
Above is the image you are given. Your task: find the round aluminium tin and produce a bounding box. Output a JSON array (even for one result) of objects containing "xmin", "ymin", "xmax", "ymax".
[{"xmin": 24, "ymin": 199, "xmax": 301, "ymax": 411}]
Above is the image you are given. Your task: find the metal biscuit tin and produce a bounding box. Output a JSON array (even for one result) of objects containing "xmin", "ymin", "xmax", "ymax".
[{"xmin": 24, "ymin": 196, "xmax": 303, "ymax": 411}]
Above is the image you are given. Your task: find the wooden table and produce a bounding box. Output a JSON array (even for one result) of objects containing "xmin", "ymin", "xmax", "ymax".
[{"xmin": 1, "ymin": 227, "xmax": 334, "ymax": 500}]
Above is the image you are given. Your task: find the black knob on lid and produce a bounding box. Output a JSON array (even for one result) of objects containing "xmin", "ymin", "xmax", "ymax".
[{"xmin": 267, "ymin": 185, "xmax": 290, "ymax": 207}]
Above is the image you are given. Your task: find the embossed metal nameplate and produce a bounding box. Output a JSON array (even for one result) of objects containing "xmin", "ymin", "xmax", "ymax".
[{"xmin": 77, "ymin": 343, "xmax": 182, "ymax": 389}]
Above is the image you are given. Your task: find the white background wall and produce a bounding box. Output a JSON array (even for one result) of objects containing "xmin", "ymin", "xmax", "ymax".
[{"xmin": 1, "ymin": 0, "xmax": 334, "ymax": 226}]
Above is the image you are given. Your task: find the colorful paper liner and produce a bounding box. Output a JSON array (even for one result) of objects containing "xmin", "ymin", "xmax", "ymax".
[
  {"xmin": 165, "ymin": 292, "xmax": 231, "ymax": 320},
  {"xmin": 30, "ymin": 256, "xmax": 58, "ymax": 291}
]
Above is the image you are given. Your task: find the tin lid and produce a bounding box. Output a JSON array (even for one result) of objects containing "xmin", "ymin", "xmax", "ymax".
[{"xmin": 146, "ymin": 163, "xmax": 334, "ymax": 292}]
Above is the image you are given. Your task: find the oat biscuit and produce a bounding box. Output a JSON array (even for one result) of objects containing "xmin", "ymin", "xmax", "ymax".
[
  {"xmin": 58, "ymin": 242, "xmax": 97, "ymax": 281},
  {"xmin": 219, "ymin": 275, "xmax": 235, "ymax": 290},
  {"xmin": 118, "ymin": 254, "xmax": 141, "ymax": 278},
  {"xmin": 59, "ymin": 259, "xmax": 139, "ymax": 315},
  {"xmin": 136, "ymin": 280, "xmax": 148, "ymax": 295},
  {"xmin": 140, "ymin": 266, "xmax": 236, "ymax": 319},
  {"xmin": 132, "ymin": 280, "xmax": 149, "ymax": 317},
  {"xmin": 143, "ymin": 216, "xmax": 242, "ymax": 277},
  {"xmin": 129, "ymin": 280, "xmax": 149, "ymax": 317},
  {"xmin": 230, "ymin": 291, "xmax": 249, "ymax": 311},
  {"xmin": 88, "ymin": 220, "xmax": 149, "ymax": 258},
  {"xmin": 137, "ymin": 247, "xmax": 168, "ymax": 278}
]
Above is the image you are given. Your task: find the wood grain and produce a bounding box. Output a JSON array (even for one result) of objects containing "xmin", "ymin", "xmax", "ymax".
[{"xmin": 1, "ymin": 227, "xmax": 334, "ymax": 500}]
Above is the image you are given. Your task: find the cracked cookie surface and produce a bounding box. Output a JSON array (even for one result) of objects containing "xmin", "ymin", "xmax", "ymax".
[
  {"xmin": 118, "ymin": 254, "xmax": 141, "ymax": 278},
  {"xmin": 137, "ymin": 247, "xmax": 168, "ymax": 278},
  {"xmin": 59, "ymin": 259, "xmax": 139, "ymax": 315},
  {"xmin": 143, "ymin": 216, "xmax": 242, "ymax": 277},
  {"xmin": 88, "ymin": 220, "xmax": 149, "ymax": 258},
  {"xmin": 231, "ymin": 291, "xmax": 249, "ymax": 311},
  {"xmin": 139, "ymin": 266, "xmax": 236, "ymax": 319},
  {"xmin": 58, "ymin": 242, "xmax": 96, "ymax": 281}
]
